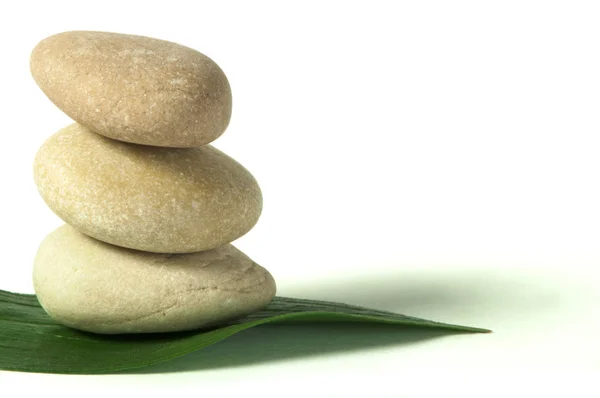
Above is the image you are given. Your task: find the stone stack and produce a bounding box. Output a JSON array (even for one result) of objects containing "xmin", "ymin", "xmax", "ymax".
[{"xmin": 30, "ymin": 31, "xmax": 276, "ymax": 334}]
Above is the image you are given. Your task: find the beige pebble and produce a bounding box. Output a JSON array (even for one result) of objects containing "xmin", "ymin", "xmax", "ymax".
[
  {"xmin": 33, "ymin": 225, "xmax": 276, "ymax": 334},
  {"xmin": 34, "ymin": 123, "xmax": 262, "ymax": 253},
  {"xmin": 31, "ymin": 31, "xmax": 232, "ymax": 148}
]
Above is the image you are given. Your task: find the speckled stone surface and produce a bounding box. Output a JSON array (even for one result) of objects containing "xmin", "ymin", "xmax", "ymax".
[
  {"xmin": 31, "ymin": 31, "xmax": 232, "ymax": 148},
  {"xmin": 33, "ymin": 225, "xmax": 276, "ymax": 334},
  {"xmin": 34, "ymin": 124, "xmax": 262, "ymax": 253}
]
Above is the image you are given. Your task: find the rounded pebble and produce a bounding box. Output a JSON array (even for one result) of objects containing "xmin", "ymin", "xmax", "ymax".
[
  {"xmin": 34, "ymin": 123, "xmax": 262, "ymax": 253},
  {"xmin": 33, "ymin": 225, "xmax": 276, "ymax": 334},
  {"xmin": 31, "ymin": 31, "xmax": 232, "ymax": 148}
]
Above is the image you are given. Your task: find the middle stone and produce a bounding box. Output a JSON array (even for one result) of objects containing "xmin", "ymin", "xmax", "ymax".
[{"xmin": 34, "ymin": 124, "xmax": 262, "ymax": 253}]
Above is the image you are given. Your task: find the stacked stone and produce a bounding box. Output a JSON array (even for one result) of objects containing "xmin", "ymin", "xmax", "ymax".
[{"xmin": 30, "ymin": 31, "xmax": 276, "ymax": 334}]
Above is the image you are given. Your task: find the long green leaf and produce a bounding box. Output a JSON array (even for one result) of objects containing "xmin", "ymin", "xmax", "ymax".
[{"xmin": 0, "ymin": 289, "xmax": 489, "ymax": 374}]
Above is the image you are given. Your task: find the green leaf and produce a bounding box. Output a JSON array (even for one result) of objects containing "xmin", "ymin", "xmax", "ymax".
[{"xmin": 0, "ymin": 289, "xmax": 489, "ymax": 374}]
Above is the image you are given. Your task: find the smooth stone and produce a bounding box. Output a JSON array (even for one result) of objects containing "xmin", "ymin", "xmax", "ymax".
[
  {"xmin": 33, "ymin": 225, "xmax": 276, "ymax": 334},
  {"xmin": 34, "ymin": 123, "xmax": 262, "ymax": 253},
  {"xmin": 31, "ymin": 31, "xmax": 232, "ymax": 148}
]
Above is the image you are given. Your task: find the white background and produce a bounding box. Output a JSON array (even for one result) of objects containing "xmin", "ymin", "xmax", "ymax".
[{"xmin": 1, "ymin": 1, "xmax": 599, "ymax": 397}]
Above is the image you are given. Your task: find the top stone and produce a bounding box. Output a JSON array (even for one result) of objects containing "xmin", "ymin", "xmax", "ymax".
[{"xmin": 31, "ymin": 31, "xmax": 232, "ymax": 148}]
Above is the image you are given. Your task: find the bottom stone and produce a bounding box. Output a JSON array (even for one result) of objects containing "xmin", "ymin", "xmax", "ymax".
[{"xmin": 33, "ymin": 225, "xmax": 276, "ymax": 334}]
